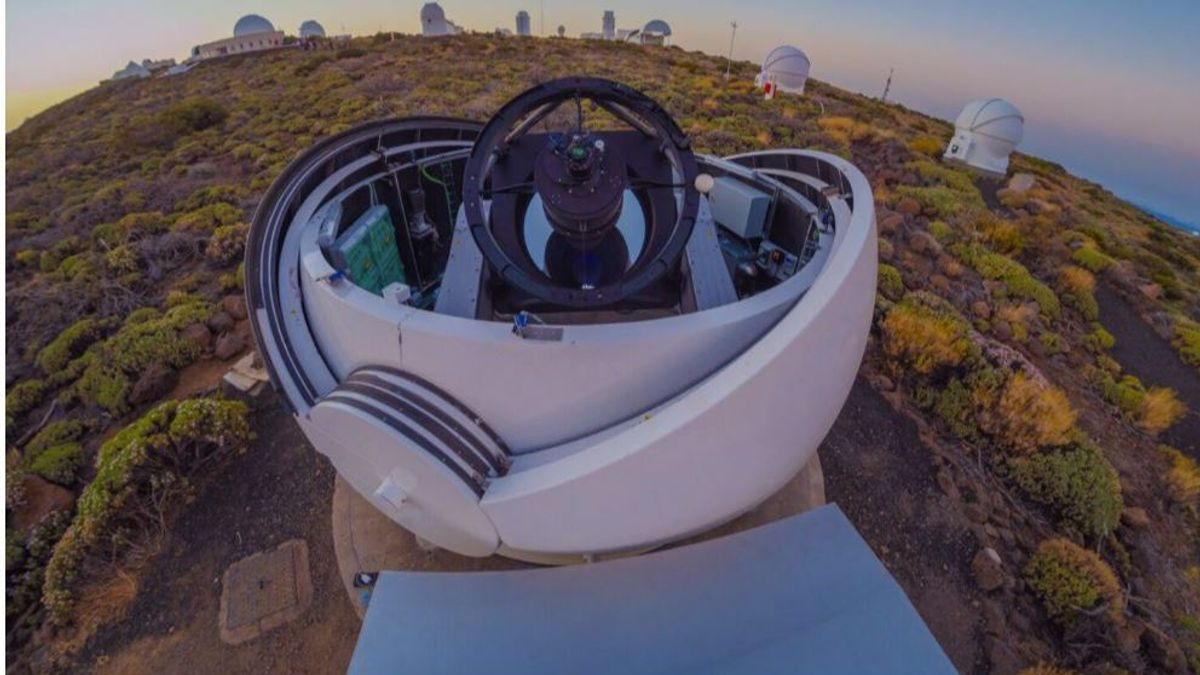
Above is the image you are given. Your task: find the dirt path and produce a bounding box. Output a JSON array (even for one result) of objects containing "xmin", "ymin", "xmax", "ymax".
[
  {"xmin": 820, "ymin": 378, "xmax": 986, "ymax": 675},
  {"xmin": 74, "ymin": 405, "xmax": 361, "ymax": 675},
  {"xmin": 1096, "ymin": 284, "xmax": 1200, "ymax": 457}
]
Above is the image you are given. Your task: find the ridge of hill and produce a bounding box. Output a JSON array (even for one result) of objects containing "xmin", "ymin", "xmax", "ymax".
[{"xmin": 6, "ymin": 34, "xmax": 1200, "ymax": 673}]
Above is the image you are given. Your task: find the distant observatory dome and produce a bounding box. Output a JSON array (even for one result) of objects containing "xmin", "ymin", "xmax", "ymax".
[
  {"xmin": 943, "ymin": 98, "xmax": 1024, "ymax": 177},
  {"xmin": 756, "ymin": 45, "xmax": 811, "ymax": 95},
  {"xmin": 299, "ymin": 20, "xmax": 326, "ymax": 38},
  {"xmin": 421, "ymin": 3, "xmax": 446, "ymax": 25},
  {"xmin": 642, "ymin": 19, "xmax": 672, "ymax": 36},
  {"xmin": 233, "ymin": 14, "xmax": 275, "ymax": 37}
]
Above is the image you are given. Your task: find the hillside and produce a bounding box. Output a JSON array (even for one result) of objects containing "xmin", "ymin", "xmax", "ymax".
[{"xmin": 6, "ymin": 33, "xmax": 1200, "ymax": 674}]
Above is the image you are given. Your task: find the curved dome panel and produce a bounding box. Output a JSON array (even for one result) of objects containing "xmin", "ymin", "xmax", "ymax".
[
  {"xmin": 954, "ymin": 98, "xmax": 1024, "ymax": 144},
  {"xmin": 642, "ymin": 19, "xmax": 671, "ymax": 36},
  {"xmin": 944, "ymin": 98, "xmax": 1024, "ymax": 177},
  {"xmin": 759, "ymin": 45, "xmax": 811, "ymax": 94},
  {"xmin": 299, "ymin": 20, "xmax": 326, "ymax": 38},
  {"xmin": 234, "ymin": 14, "xmax": 275, "ymax": 36}
]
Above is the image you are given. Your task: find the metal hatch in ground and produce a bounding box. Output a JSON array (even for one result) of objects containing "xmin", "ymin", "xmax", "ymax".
[{"xmin": 347, "ymin": 504, "xmax": 955, "ymax": 675}]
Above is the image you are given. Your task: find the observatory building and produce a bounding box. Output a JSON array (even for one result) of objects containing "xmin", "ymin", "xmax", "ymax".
[
  {"xmin": 190, "ymin": 15, "xmax": 285, "ymax": 60},
  {"xmin": 516, "ymin": 10, "xmax": 531, "ymax": 36},
  {"xmin": 109, "ymin": 61, "xmax": 150, "ymax": 81},
  {"xmin": 603, "ymin": 10, "xmax": 616, "ymax": 39},
  {"xmin": 756, "ymin": 45, "xmax": 811, "ymax": 96},
  {"xmin": 299, "ymin": 20, "xmax": 326, "ymax": 39},
  {"xmin": 247, "ymin": 77, "xmax": 877, "ymax": 560},
  {"xmin": 421, "ymin": 3, "xmax": 462, "ymax": 36},
  {"xmin": 943, "ymin": 98, "xmax": 1024, "ymax": 177},
  {"xmin": 636, "ymin": 19, "xmax": 672, "ymax": 46}
]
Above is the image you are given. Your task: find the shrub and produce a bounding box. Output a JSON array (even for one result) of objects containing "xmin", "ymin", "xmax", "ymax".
[
  {"xmin": 881, "ymin": 293, "xmax": 973, "ymax": 375},
  {"xmin": 1174, "ymin": 316, "xmax": 1200, "ymax": 372},
  {"xmin": 1025, "ymin": 538, "xmax": 1123, "ymax": 626},
  {"xmin": 335, "ymin": 47, "xmax": 367, "ymax": 60},
  {"xmin": 43, "ymin": 397, "xmax": 253, "ymax": 623},
  {"xmin": 25, "ymin": 419, "xmax": 87, "ymax": 458},
  {"xmin": 953, "ymin": 243, "xmax": 1061, "ymax": 318},
  {"xmin": 73, "ymin": 300, "xmax": 212, "ymax": 414},
  {"xmin": 161, "ymin": 98, "xmax": 228, "ymax": 133},
  {"xmin": 1137, "ymin": 387, "xmax": 1186, "ymax": 435},
  {"xmin": 907, "ymin": 136, "xmax": 942, "ymax": 157},
  {"xmin": 1039, "ymin": 331, "xmax": 1065, "ymax": 355},
  {"xmin": 1012, "ymin": 440, "xmax": 1123, "ymax": 539},
  {"xmin": 818, "ymin": 116, "xmax": 875, "ymax": 146},
  {"xmin": 978, "ymin": 371, "xmax": 1076, "ymax": 452},
  {"xmin": 927, "ymin": 220, "xmax": 954, "ymax": 244},
  {"xmin": 1058, "ymin": 265, "xmax": 1095, "ymax": 296},
  {"xmin": 36, "ymin": 319, "xmax": 102, "ymax": 373},
  {"xmin": 978, "ymin": 216, "xmax": 1026, "ymax": 255},
  {"xmin": 1160, "ymin": 445, "xmax": 1200, "ymax": 512},
  {"xmin": 26, "ymin": 443, "xmax": 85, "ymax": 484},
  {"xmin": 917, "ymin": 377, "xmax": 978, "ymax": 440},
  {"xmin": 173, "ymin": 203, "xmax": 242, "ymax": 232},
  {"xmin": 1085, "ymin": 326, "xmax": 1115, "ymax": 352},
  {"xmin": 1071, "ymin": 245, "xmax": 1113, "ymax": 273},
  {"xmin": 206, "ymin": 223, "xmax": 249, "ymax": 265},
  {"xmin": 894, "ymin": 185, "xmax": 981, "ymax": 218},
  {"xmin": 7, "ymin": 379, "xmax": 48, "ymax": 420},
  {"xmin": 877, "ymin": 263, "xmax": 904, "ymax": 300}
]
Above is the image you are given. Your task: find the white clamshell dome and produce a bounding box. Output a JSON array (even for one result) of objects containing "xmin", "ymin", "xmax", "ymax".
[
  {"xmin": 234, "ymin": 14, "xmax": 275, "ymax": 37},
  {"xmin": 943, "ymin": 98, "xmax": 1024, "ymax": 177},
  {"xmin": 247, "ymin": 78, "xmax": 877, "ymax": 561},
  {"xmin": 755, "ymin": 45, "xmax": 811, "ymax": 94}
]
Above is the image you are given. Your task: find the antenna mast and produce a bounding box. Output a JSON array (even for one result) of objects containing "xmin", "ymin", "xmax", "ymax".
[
  {"xmin": 724, "ymin": 22, "xmax": 738, "ymax": 80},
  {"xmin": 881, "ymin": 68, "xmax": 894, "ymax": 102},
  {"xmin": 540, "ymin": 0, "xmax": 545, "ymax": 36}
]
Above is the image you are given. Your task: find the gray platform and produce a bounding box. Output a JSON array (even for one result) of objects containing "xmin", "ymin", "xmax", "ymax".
[{"xmin": 348, "ymin": 504, "xmax": 954, "ymax": 674}]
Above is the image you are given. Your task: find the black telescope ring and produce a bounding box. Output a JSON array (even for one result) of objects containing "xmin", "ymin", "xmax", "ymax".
[{"xmin": 462, "ymin": 76, "xmax": 699, "ymax": 308}]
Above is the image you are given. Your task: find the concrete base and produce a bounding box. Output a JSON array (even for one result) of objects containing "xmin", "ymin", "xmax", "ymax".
[{"xmin": 332, "ymin": 457, "xmax": 825, "ymax": 618}]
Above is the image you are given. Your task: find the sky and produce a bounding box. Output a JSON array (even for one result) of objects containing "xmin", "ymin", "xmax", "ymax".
[{"xmin": 6, "ymin": 0, "xmax": 1200, "ymax": 227}]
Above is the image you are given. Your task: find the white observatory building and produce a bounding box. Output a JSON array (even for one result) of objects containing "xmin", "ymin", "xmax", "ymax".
[
  {"xmin": 603, "ymin": 11, "xmax": 616, "ymax": 39},
  {"xmin": 516, "ymin": 10, "xmax": 531, "ymax": 36},
  {"xmin": 190, "ymin": 15, "xmax": 285, "ymax": 60},
  {"xmin": 756, "ymin": 45, "xmax": 811, "ymax": 96},
  {"xmin": 421, "ymin": 3, "xmax": 462, "ymax": 37},
  {"xmin": 636, "ymin": 19, "xmax": 672, "ymax": 46},
  {"xmin": 247, "ymin": 77, "xmax": 876, "ymax": 561},
  {"xmin": 943, "ymin": 98, "xmax": 1024, "ymax": 177},
  {"xmin": 299, "ymin": 20, "xmax": 326, "ymax": 39}
]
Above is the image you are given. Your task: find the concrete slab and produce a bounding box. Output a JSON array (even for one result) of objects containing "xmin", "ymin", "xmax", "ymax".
[
  {"xmin": 218, "ymin": 539, "xmax": 313, "ymax": 644},
  {"xmin": 332, "ymin": 456, "xmax": 825, "ymax": 618}
]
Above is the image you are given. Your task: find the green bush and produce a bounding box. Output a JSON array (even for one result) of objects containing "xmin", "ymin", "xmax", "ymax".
[
  {"xmin": 1011, "ymin": 440, "xmax": 1123, "ymax": 540},
  {"xmin": 893, "ymin": 185, "xmax": 982, "ymax": 218},
  {"xmin": 36, "ymin": 319, "xmax": 102, "ymax": 373},
  {"xmin": 877, "ymin": 263, "xmax": 904, "ymax": 300},
  {"xmin": 1174, "ymin": 316, "xmax": 1200, "ymax": 372},
  {"xmin": 206, "ymin": 223, "xmax": 249, "ymax": 265},
  {"xmin": 25, "ymin": 419, "xmax": 87, "ymax": 458},
  {"xmin": 927, "ymin": 220, "xmax": 954, "ymax": 244},
  {"xmin": 1086, "ymin": 326, "xmax": 1115, "ymax": 352},
  {"xmin": 1024, "ymin": 538, "xmax": 1123, "ymax": 626},
  {"xmin": 161, "ymin": 98, "xmax": 228, "ymax": 133},
  {"xmin": 953, "ymin": 243, "xmax": 1061, "ymax": 319},
  {"xmin": 26, "ymin": 443, "xmax": 85, "ymax": 484},
  {"xmin": 43, "ymin": 397, "xmax": 253, "ymax": 623},
  {"xmin": 73, "ymin": 300, "xmax": 212, "ymax": 414},
  {"xmin": 1071, "ymin": 245, "xmax": 1113, "ymax": 273},
  {"xmin": 1039, "ymin": 331, "xmax": 1065, "ymax": 355},
  {"xmin": 7, "ymin": 379, "xmax": 48, "ymax": 420}
]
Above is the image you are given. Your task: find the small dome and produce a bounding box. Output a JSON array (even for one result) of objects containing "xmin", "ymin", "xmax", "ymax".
[
  {"xmin": 758, "ymin": 45, "xmax": 811, "ymax": 94},
  {"xmin": 234, "ymin": 14, "xmax": 275, "ymax": 37},
  {"xmin": 421, "ymin": 3, "xmax": 446, "ymax": 24},
  {"xmin": 954, "ymin": 98, "xmax": 1024, "ymax": 145},
  {"xmin": 299, "ymin": 20, "xmax": 326, "ymax": 38},
  {"xmin": 642, "ymin": 19, "xmax": 671, "ymax": 36}
]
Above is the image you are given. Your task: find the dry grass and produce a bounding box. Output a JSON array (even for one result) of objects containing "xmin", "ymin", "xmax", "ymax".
[
  {"xmin": 1057, "ymin": 265, "xmax": 1096, "ymax": 296},
  {"xmin": 1161, "ymin": 445, "xmax": 1200, "ymax": 511},
  {"xmin": 981, "ymin": 372, "xmax": 1077, "ymax": 453},
  {"xmin": 1137, "ymin": 387, "xmax": 1187, "ymax": 434}
]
